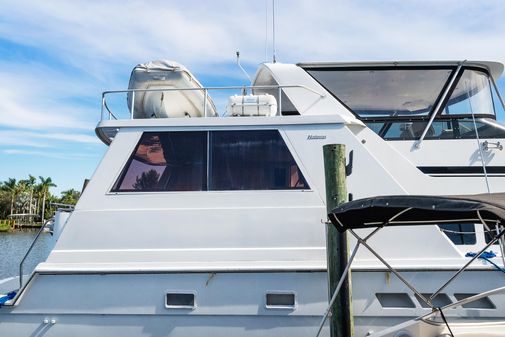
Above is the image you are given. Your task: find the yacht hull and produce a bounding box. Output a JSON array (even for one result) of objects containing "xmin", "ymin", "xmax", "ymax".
[{"xmin": 1, "ymin": 270, "xmax": 504, "ymax": 337}]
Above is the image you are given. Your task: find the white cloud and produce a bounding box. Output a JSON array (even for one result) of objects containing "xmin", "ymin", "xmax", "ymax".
[
  {"xmin": 0, "ymin": 62, "xmax": 99, "ymax": 130},
  {"xmin": 0, "ymin": 130, "xmax": 99, "ymax": 146},
  {"xmin": 1, "ymin": 0, "xmax": 504, "ymax": 72},
  {"xmin": 3, "ymin": 148, "xmax": 96, "ymax": 160}
]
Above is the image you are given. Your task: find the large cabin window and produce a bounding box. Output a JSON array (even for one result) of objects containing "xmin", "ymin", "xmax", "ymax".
[
  {"xmin": 209, "ymin": 130, "xmax": 308, "ymax": 190},
  {"xmin": 113, "ymin": 130, "xmax": 309, "ymax": 192},
  {"xmin": 113, "ymin": 132, "xmax": 207, "ymax": 192}
]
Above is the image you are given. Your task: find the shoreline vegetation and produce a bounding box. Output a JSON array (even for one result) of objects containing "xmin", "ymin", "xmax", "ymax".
[
  {"xmin": 0, "ymin": 219, "xmax": 13, "ymax": 232},
  {"xmin": 0, "ymin": 175, "xmax": 80, "ymax": 232}
]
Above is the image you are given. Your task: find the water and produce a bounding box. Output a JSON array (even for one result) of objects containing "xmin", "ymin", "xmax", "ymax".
[{"xmin": 0, "ymin": 230, "xmax": 54, "ymax": 282}]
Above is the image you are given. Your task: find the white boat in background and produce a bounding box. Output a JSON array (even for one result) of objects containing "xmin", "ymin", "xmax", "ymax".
[{"xmin": 1, "ymin": 59, "xmax": 505, "ymax": 336}]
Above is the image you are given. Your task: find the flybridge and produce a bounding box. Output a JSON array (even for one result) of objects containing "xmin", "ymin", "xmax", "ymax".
[{"xmin": 100, "ymin": 60, "xmax": 324, "ymax": 121}]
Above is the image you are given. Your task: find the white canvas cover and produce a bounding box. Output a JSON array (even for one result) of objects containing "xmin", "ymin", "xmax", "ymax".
[{"xmin": 127, "ymin": 60, "xmax": 216, "ymax": 118}]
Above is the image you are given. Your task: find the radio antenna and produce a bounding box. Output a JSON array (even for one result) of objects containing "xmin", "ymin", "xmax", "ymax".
[
  {"xmin": 236, "ymin": 51, "xmax": 252, "ymax": 83},
  {"xmin": 272, "ymin": 0, "xmax": 276, "ymax": 63},
  {"xmin": 264, "ymin": 0, "xmax": 269, "ymax": 62}
]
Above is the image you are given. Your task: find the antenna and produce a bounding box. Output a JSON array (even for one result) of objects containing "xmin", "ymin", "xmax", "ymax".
[
  {"xmin": 272, "ymin": 0, "xmax": 276, "ymax": 63},
  {"xmin": 264, "ymin": 0, "xmax": 268, "ymax": 62},
  {"xmin": 236, "ymin": 51, "xmax": 252, "ymax": 83}
]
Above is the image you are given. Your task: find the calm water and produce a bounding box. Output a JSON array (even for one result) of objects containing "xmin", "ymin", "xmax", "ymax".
[{"xmin": 0, "ymin": 230, "xmax": 54, "ymax": 281}]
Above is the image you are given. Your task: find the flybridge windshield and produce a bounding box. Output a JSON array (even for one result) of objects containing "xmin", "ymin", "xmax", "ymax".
[
  {"xmin": 306, "ymin": 67, "xmax": 453, "ymax": 118},
  {"xmin": 443, "ymin": 69, "xmax": 495, "ymax": 116},
  {"xmin": 306, "ymin": 67, "xmax": 498, "ymax": 119}
]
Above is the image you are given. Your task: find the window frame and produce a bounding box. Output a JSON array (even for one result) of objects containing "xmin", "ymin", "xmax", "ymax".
[
  {"xmin": 305, "ymin": 65, "xmax": 500, "ymax": 141},
  {"xmin": 110, "ymin": 128, "xmax": 312, "ymax": 193}
]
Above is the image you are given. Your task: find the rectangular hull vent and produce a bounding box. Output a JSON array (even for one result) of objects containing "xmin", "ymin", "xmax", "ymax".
[
  {"xmin": 165, "ymin": 293, "xmax": 195, "ymax": 309},
  {"xmin": 454, "ymin": 294, "xmax": 496, "ymax": 309},
  {"xmin": 266, "ymin": 293, "xmax": 296, "ymax": 309},
  {"xmin": 376, "ymin": 293, "xmax": 415, "ymax": 308}
]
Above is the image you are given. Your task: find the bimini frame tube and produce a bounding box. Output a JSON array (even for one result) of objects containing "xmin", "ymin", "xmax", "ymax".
[{"xmin": 430, "ymin": 213, "xmax": 505, "ymax": 301}]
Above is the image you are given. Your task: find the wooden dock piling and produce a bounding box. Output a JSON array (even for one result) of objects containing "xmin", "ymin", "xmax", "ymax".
[{"xmin": 323, "ymin": 144, "xmax": 354, "ymax": 337}]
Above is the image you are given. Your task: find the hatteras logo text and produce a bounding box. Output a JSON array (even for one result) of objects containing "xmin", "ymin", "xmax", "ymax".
[{"xmin": 307, "ymin": 135, "xmax": 327, "ymax": 140}]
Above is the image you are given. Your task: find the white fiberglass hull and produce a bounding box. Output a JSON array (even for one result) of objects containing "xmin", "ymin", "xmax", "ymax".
[{"xmin": 1, "ymin": 270, "xmax": 504, "ymax": 337}]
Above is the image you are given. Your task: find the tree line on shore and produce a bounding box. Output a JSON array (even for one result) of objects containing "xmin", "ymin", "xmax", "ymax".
[{"xmin": 0, "ymin": 175, "xmax": 81, "ymax": 223}]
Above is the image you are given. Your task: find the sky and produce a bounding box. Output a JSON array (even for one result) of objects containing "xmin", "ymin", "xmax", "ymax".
[{"xmin": 0, "ymin": 0, "xmax": 505, "ymax": 194}]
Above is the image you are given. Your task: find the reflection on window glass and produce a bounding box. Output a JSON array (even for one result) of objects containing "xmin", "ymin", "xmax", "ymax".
[
  {"xmin": 444, "ymin": 69, "xmax": 495, "ymax": 116},
  {"xmin": 210, "ymin": 130, "xmax": 308, "ymax": 190},
  {"xmin": 438, "ymin": 223, "xmax": 476, "ymax": 245},
  {"xmin": 113, "ymin": 130, "xmax": 309, "ymax": 192},
  {"xmin": 306, "ymin": 68, "xmax": 452, "ymax": 118},
  {"xmin": 491, "ymin": 80, "xmax": 505, "ymax": 119},
  {"xmin": 114, "ymin": 132, "xmax": 207, "ymax": 191},
  {"xmin": 365, "ymin": 118, "xmax": 505, "ymax": 140}
]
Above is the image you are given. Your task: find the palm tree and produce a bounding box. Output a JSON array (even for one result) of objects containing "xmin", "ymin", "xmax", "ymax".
[
  {"xmin": 59, "ymin": 189, "xmax": 81, "ymax": 205},
  {"xmin": 15, "ymin": 179, "xmax": 29, "ymax": 214},
  {"xmin": 2, "ymin": 178, "xmax": 18, "ymax": 216},
  {"xmin": 23, "ymin": 175, "xmax": 37, "ymax": 215},
  {"xmin": 39, "ymin": 176, "xmax": 57, "ymax": 223}
]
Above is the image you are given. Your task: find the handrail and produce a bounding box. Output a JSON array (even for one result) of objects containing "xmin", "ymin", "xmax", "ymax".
[
  {"xmin": 101, "ymin": 84, "xmax": 326, "ymax": 121},
  {"xmin": 49, "ymin": 202, "xmax": 75, "ymax": 211},
  {"xmin": 420, "ymin": 285, "xmax": 505, "ymax": 323},
  {"xmin": 18, "ymin": 219, "xmax": 51, "ymax": 289},
  {"xmin": 440, "ymin": 285, "xmax": 505, "ymax": 311}
]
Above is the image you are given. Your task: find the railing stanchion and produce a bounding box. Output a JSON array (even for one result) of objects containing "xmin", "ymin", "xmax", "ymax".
[
  {"xmin": 101, "ymin": 93, "xmax": 105, "ymax": 120},
  {"xmin": 204, "ymin": 89, "xmax": 208, "ymax": 117},
  {"xmin": 130, "ymin": 90, "xmax": 135, "ymax": 119},
  {"xmin": 278, "ymin": 87, "xmax": 282, "ymax": 115}
]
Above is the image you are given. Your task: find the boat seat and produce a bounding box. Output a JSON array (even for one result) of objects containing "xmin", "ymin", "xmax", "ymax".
[{"xmin": 400, "ymin": 122, "xmax": 434, "ymax": 139}]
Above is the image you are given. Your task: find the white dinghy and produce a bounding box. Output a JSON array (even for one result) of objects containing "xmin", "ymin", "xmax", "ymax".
[{"xmin": 127, "ymin": 60, "xmax": 217, "ymax": 118}]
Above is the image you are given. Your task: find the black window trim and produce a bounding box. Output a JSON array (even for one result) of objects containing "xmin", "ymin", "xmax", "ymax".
[{"xmin": 365, "ymin": 115, "xmax": 500, "ymax": 140}]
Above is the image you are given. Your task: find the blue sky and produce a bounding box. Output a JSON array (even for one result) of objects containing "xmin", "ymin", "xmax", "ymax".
[{"xmin": 0, "ymin": 0, "xmax": 505, "ymax": 195}]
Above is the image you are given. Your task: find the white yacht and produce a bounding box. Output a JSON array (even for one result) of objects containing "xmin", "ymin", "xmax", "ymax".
[{"xmin": 1, "ymin": 59, "xmax": 505, "ymax": 337}]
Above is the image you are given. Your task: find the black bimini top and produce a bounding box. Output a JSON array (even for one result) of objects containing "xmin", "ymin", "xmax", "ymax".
[{"xmin": 329, "ymin": 193, "xmax": 505, "ymax": 232}]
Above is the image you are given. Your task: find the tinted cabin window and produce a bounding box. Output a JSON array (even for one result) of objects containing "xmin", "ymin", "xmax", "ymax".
[
  {"xmin": 113, "ymin": 132, "xmax": 207, "ymax": 191},
  {"xmin": 209, "ymin": 130, "xmax": 308, "ymax": 190},
  {"xmin": 438, "ymin": 223, "xmax": 476, "ymax": 245},
  {"xmin": 113, "ymin": 130, "xmax": 309, "ymax": 192}
]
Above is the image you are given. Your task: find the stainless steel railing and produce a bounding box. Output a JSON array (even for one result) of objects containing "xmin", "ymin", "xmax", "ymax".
[
  {"xmin": 100, "ymin": 85, "xmax": 325, "ymax": 121},
  {"xmin": 18, "ymin": 219, "xmax": 52, "ymax": 289}
]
